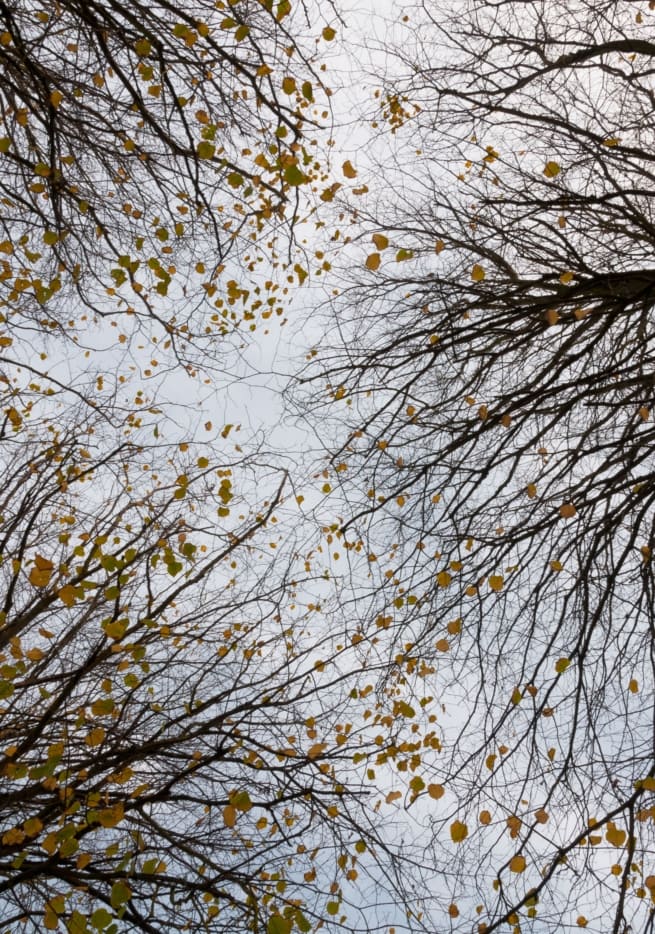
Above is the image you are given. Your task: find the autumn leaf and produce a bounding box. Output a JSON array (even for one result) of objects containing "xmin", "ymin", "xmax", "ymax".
[
  {"xmin": 110, "ymin": 881, "xmax": 132, "ymax": 909},
  {"xmin": 223, "ymin": 804, "xmax": 237, "ymax": 828},
  {"xmin": 437, "ymin": 570, "xmax": 451, "ymax": 588},
  {"xmin": 450, "ymin": 819, "xmax": 468, "ymax": 843},
  {"xmin": 471, "ymin": 263, "xmax": 485, "ymax": 282},
  {"xmin": 29, "ymin": 554, "xmax": 54, "ymax": 588},
  {"xmin": 544, "ymin": 160, "xmax": 561, "ymax": 177},
  {"xmin": 307, "ymin": 742, "xmax": 327, "ymax": 758},
  {"xmin": 559, "ymin": 502, "xmax": 577, "ymax": 519},
  {"xmin": 57, "ymin": 585, "xmax": 77, "ymax": 607},
  {"xmin": 85, "ymin": 727, "xmax": 106, "ymax": 747},
  {"xmin": 342, "ymin": 160, "xmax": 357, "ymax": 179},
  {"xmin": 605, "ymin": 823, "xmax": 626, "ymax": 847}
]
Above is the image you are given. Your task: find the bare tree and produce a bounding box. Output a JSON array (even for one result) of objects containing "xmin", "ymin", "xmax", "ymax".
[{"xmin": 302, "ymin": 1, "xmax": 655, "ymax": 930}]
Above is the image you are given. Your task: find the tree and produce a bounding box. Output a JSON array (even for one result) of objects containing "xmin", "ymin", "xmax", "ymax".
[
  {"xmin": 0, "ymin": 3, "xmax": 418, "ymax": 932},
  {"xmin": 303, "ymin": 1, "xmax": 655, "ymax": 930},
  {"xmin": 0, "ymin": 384, "xmax": 409, "ymax": 933},
  {"xmin": 0, "ymin": 0, "xmax": 335, "ymax": 364}
]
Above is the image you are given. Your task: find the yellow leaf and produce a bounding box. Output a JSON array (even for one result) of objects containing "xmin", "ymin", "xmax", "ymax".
[
  {"xmin": 26, "ymin": 647, "xmax": 44, "ymax": 662},
  {"xmin": 559, "ymin": 271, "xmax": 574, "ymax": 285},
  {"xmin": 479, "ymin": 810, "xmax": 492, "ymax": 825},
  {"xmin": 526, "ymin": 483, "xmax": 537, "ymax": 498},
  {"xmin": 282, "ymin": 76, "xmax": 296, "ymax": 94},
  {"xmin": 534, "ymin": 808, "xmax": 549, "ymax": 824},
  {"xmin": 507, "ymin": 815, "xmax": 522, "ymax": 837},
  {"xmin": 435, "ymin": 638, "xmax": 449, "ymax": 652},
  {"xmin": 58, "ymin": 585, "xmax": 76, "ymax": 607},
  {"xmin": 509, "ymin": 854, "xmax": 526, "ymax": 873},
  {"xmin": 559, "ymin": 502, "xmax": 577, "ymax": 519},
  {"xmin": 0, "ymin": 335, "xmax": 12, "ymax": 347},
  {"xmin": 34, "ymin": 554, "xmax": 54, "ymax": 571},
  {"xmin": 29, "ymin": 566, "xmax": 52, "ymax": 588},
  {"xmin": 544, "ymin": 161, "xmax": 560, "ymax": 178},
  {"xmin": 437, "ymin": 570, "xmax": 451, "ymax": 588},
  {"xmin": 322, "ymin": 26, "xmax": 336, "ymax": 40},
  {"xmin": 471, "ymin": 264, "xmax": 485, "ymax": 282},
  {"xmin": 427, "ymin": 783, "xmax": 445, "ymax": 800},
  {"xmin": 223, "ymin": 804, "xmax": 237, "ymax": 828},
  {"xmin": 342, "ymin": 160, "xmax": 357, "ymax": 179},
  {"xmin": 97, "ymin": 804, "xmax": 124, "ymax": 828},
  {"xmin": 545, "ymin": 308, "xmax": 559, "ymax": 325},
  {"xmin": 372, "ymin": 233, "xmax": 389, "ymax": 250},
  {"xmin": 85, "ymin": 727, "xmax": 106, "ymax": 747},
  {"xmin": 555, "ymin": 657, "xmax": 570, "ymax": 674},
  {"xmin": 629, "ymin": 679, "xmax": 639, "ymax": 694},
  {"xmin": 307, "ymin": 743, "xmax": 327, "ymax": 759},
  {"xmin": 488, "ymin": 575, "xmax": 503, "ymax": 592},
  {"xmin": 2, "ymin": 827, "xmax": 26, "ymax": 845},
  {"xmin": 435, "ymin": 239, "xmax": 445, "ymax": 254},
  {"xmin": 450, "ymin": 820, "xmax": 468, "ymax": 843},
  {"xmin": 43, "ymin": 907, "xmax": 59, "ymax": 931},
  {"xmin": 365, "ymin": 253, "xmax": 381, "ymax": 271},
  {"xmin": 41, "ymin": 832, "xmax": 57, "ymax": 854},
  {"xmin": 605, "ymin": 823, "xmax": 626, "ymax": 847}
]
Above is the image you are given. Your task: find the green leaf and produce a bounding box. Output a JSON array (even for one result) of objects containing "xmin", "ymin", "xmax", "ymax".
[
  {"xmin": 0, "ymin": 680, "xmax": 14, "ymax": 699},
  {"xmin": 197, "ymin": 141, "xmax": 215, "ymax": 160},
  {"xmin": 267, "ymin": 917, "xmax": 291, "ymax": 934},
  {"xmin": 284, "ymin": 164, "xmax": 306, "ymax": 186},
  {"xmin": 91, "ymin": 909, "xmax": 113, "ymax": 932},
  {"xmin": 395, "ymin": 248, "xmax": 414, "ymax": 262},
  {"xmin": 110, "ymin": 881, "xmax": 131, "ymax": 910}
]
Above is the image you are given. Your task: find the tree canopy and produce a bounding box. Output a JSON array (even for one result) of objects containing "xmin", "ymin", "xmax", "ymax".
[
  {"xmin": 2, "ymin": 0, "xmax": 655, "ymax": 932},
  {"xmin": 304, "ymin": 0, "xmax": 655, "ymax": 930}
]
